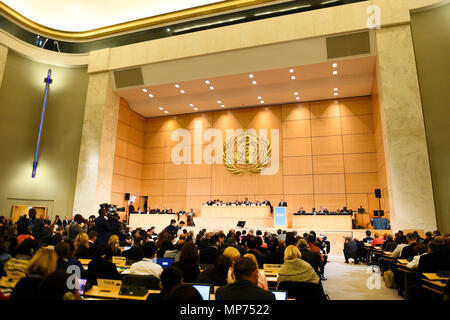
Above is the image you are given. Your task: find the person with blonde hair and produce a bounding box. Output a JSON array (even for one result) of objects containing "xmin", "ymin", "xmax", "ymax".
[
  {"xmin": 277, "ymin": 245, "xmax": 319, "ymax": 285},
  {"xmin": 108, "ymin": 234, "xmax": 121, "ymax": 256},
  {"xmin": 243, "ymin": 253, "xmax": 268, "ymax": 290},
  {"xmin": 223, "ymin": 246, "xmax": 241, "ymax": 284},
  {"xmin": 74, "ymin": 232, "xmax": 90, "ymax": 259},
  {"xmin": 10, "ymin": 248, "xmax": 58, "ymax": 300}
]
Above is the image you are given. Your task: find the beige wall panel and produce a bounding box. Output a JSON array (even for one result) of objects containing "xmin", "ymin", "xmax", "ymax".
[
  {"xmin": 342, "ymin": 134, "xmax": 376, "ymax": 153},
  {"xmin": 118, "ymin": 102, "xmax": 131, "ymax": 125},
  {"xmin": 284, "ymin": 175, "xmax": 313, "ymax": 194},
  {"xmin": 186, "ymin": 178, "xmax": 211, "ymax": 196},
  {"xmin": 140, "ymin": 179, "xmax": 164, "ymax": 196},
  {"xmin": 314, "ymin": 194, "xmax": 347, "ymax": 210},
  {"xmin": 142, "ymin": 163, "xmax": 164, "ymax": 179},
  {"xmin": 187, "ymin": 163, "xmax": 212, "ymax": 178},
  {"xmin": 341, "ymin": 115, "xmax": 374, "ymax": 135},
  {"xmin": 314, "ymin": 174, "xmax": 346, "ymax": 194},
  {"xmin": 346, "ymin": 193, "xmax": 369, "ymax": 211},
  {"xmin": 283, "ymin": 195, "xmax": 314, "ymax": 212},
  {"xmin": 186, "ymin": 113, "xmax": 213, "ymax": 129},
  {"xmin": 110, "ymin": 192, "xmax": 124, "ymax": 207},
  {"xmin": 248, "ymin": 106, "xmax": 282, "ymax": 130},
  {"xmin": 282, "ymin": 119, "xmax": 311, "ymax": 138},
  {"xmin": 310, "ymin": 99, "xmax": 340, "ymax": 119},
  {"xmin": 313, "ymin": 155, "xmax": 344, "ymax": 174},
  {"xmin": 111, "ymin": 174, "xmax": 124, "ymax": 193},
  {"xmin": 186, "ymin": 196, "xmax": 207, "ymax": 214},
  {"xmin": 283, "ymin": 156, "xmax": 312, "ymax": 175},
  {"xmin": 163, "ymin": 196, "xmax": 187, "ymax": 211},
  {"xmin": 282, "ymin": 137, "xmax": 311, "ymax": 157},
  {"xmin": 254, "ymin": 194, "xmax": 284, "ymax": 206},
  {"xmin": 124, "ymin": 177, "xmax": 141, "ymax": 195},
  {"xmin": 166, "ymin": 129, "xmax": 192, "ymax": 148},
  {"xmin": 165, "ymin": 145, "xmax": 192, "ymax": 163},
  {"xmin": 113, "ymin": 156, "xmax": 127, "ymax": 176},
  {"xmin": 163, "ymin": 179, "xmax": 187, "ymax": 196},
  {"xmin": 340, "ymin": 96, "xmax": 373, "ymax": 116},
  {"xmin": 311, "ymin": 117, "xmax": 341, "ymax": 136},
  {"xmin": 125, "ymin": 160, "xmax": 143, "ymax": 179},
  {"xmin": 282, "ymin": 103, "xmax": 310, "ymax": 121},
  {"xmin": 127, "ymin": 144, "xmax": 144, "ymax": 162},
  {"xmin": 254, "ymin": 173, "xmax": 284, "ymax": 195},
  {"xmin": 115, "ymin": 138, "xmax": 128, "ymax": 158},
  {"xmin": 144, "ymin": 131, "xmax": 166, "ymax": 148},
  {"xmin": 128, "ymin": 127, "xmax": 145, "ymax": 147},
  {"xmin": 130, "ymin": 111, "xmax": 146, "ymax": 132},
  {"xmin": 211, "ymin": 165, "xmax": 256, "ymax": 195},
  {"xmin": 145, "ymin": 117, "xmax": 166, "ymax": 133},
  {"xmin": 311, "ymin": 136, "xmax": 343, "ymax": 155},
  {"xmin": 344, "ymin": 153, "xmax": 378, "ymax": 173},
  {"xmin": 212, "ymin": 109, "xmax": 251, "ymax": 133},
  {"xmin": 143, "ymin": 147, "xmax": 165, "ymax": 164},
  {"xmin": 164, "ymin": 163, "xmax": 187, "ymax": 179},
  {"xmin": 116, "ymin": 122, "xmax": 129, "ymax": 141},
  {"xmin": 147, "ymin": 196, "xmax": 163, "ymax": 210},
  {"xmin": 165, "ymin": 116, "xmax": 191, "ymax": 131},
  {"xmin": 345, "ymin": 173, "xmax": 379, "ymax": 193}
]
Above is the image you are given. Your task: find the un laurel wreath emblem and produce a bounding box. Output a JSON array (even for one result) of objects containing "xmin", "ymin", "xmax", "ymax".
[{"xmin": 222, "ymin": 130, "xmax": 271, "ymax": 174}]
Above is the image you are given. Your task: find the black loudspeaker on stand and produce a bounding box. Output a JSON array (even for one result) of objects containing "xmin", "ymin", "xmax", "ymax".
[
  {"xmin": 124, "ymin": 193, "xmax": 130, "ymax": 201},
  {"xmin": 374, "ymin": 189, "xmax": 384, "ymax": 217}
]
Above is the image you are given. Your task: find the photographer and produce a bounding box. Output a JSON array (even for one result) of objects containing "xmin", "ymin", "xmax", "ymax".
[
  {"xmin": 94, "ymin": 207, "xmax": 112, "ymax": 245},
  {"xmin": 109, "ymin": 213, "xmax": 126, "ymax": 241}
]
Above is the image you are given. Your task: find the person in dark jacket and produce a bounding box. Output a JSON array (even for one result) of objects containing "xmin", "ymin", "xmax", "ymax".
[
  {"xmin": 215, "ymin": 257, "xmax": 275, "ymax": 300},
  {"xmin": 172, "ymin": 242, "xmax": 200, "ymax": 283},
  {"xmin": 87, "ymin": 244, "xmax": 120, "ymax": 280},
  {"xmin": 382, "ymin": 234, "xmax": 397, "ymax": 252},
  {"xmin": 28, "ymin": 208, "xmax": 46, "ymax": 241},
  {"xmin": 343, "ymin": 237, "xmax": 359, "ymax": 264},
  {"xmin": 196, "ymin": 255, "xmax": 232, "ymax": 286},
  {"xmin": 94, "ymin": 208, "xmax": 112, "ymax": 245},
  {"xmin": 298, "ymin": 239, "xmax": 322, "ymax": 273},
  {"xmin": 400, "ymin": 233, "xmax": 418, "ymax": 259},
  {"xmin": 122, "ymin": 236, "xmax": 144, "ymax": 263},
  {"xmin": 417, "ymin": 239, "xmax": 450, "ymax": 275},
  {"xmin": 199, "ymin": 235, "xmax": 220, "ymax": 265}
]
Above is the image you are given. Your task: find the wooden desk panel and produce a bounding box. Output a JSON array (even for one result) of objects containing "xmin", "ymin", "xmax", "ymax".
[
  {"xmin": 292, "ymin": 215, "xmax": 352, "ymax": 231},
  {"xmin": 129, "ymin": 214, "xmax": 186, "ymax": 229},
  {"xmin": 201, "ymin": 205, "xmax": 271, "ymax": 218}
]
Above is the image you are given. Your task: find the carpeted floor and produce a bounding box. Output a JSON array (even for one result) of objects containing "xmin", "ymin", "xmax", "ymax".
[{"xmin": 321, "ymin": 255, "xmax": 403, "ymax": 300}]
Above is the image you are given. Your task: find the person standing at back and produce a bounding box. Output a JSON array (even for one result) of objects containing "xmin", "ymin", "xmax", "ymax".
[{"xmin": 94, "ymin": 208, "xmax": 112, "ymax": 246}]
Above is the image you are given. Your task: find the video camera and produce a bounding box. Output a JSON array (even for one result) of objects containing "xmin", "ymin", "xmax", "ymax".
[{"xmin": 99, "ymin": 203, "xmax": 125, "ymax": 214}]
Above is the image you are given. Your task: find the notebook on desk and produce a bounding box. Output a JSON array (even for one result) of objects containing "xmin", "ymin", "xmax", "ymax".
[{"xmin": 423, "ymin": 273, "xmax": 449, "ymax": 281}]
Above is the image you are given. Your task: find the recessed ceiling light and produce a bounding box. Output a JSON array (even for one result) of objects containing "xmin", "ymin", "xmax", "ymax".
[
  {"xmin": 164, "ymin": 110, "xmax": 169, "ymax": 113},
  {"xmin": 333, "ymin": 70, "xmax": 338, "ymax": 75},
  {"xmin": 189, "ymin": 103, "xmax": 194, "ymax": 107},
  {"xmin": 333, "ymin": 63, "xmax": 338, "ymax": 68},
  {"xmin": 334, "ymin": 88, "xmax": 338, "ymax": 91},
  {"xmin": 334, "ymin": 92, "xmax": 338, "ymax": 96},
  {"xmin": 291, "ymin": 76, "xmax": 296, "ymax": 80},
  {"xmin": 193, "ymin": 107, "xmax": 198, "ymax": 111},
  {"xmin": 296, "ymin": 97, "xmax": 300, "ymax": 100},
  {"xmin": 205, "ymin": 80, "xmax": 210, "ymax": 84},
  {"xmin": 180, "ymin": 90, "xmax": 185, "ymax": 93},
  {"xmin": 166, "ymin": 28, "xmax": 171, "ymax": 32},
  {"xmin": 217, "ymin": 100, "xmax": 222, "ymax": 103},
  {"xmin": 148, "ymin": 93, "xmax": 154, "ymax": 98},
  {"xmin": 289, "ymin": 69, "xmax": 294, "ymax": 73},
  {"xmin": 294, "ymin": 92, "xmax": 299, "ymax": 95},
  {"xmin": 209, "ymin": 86, "xmax": 214, "ymax": 90},
  {"xmin": 159, "ymin": 107, "xmax": 164, "ymax": 110},
  {"xmin": 142, "ymin": 88, "xmax": 147, "ymax": 93},
  {"xmin": 257, "ymin": 96, "xmax": 262, "ymax": 99},
  {"xmin": 249, "ymin": 74, "xmax": 254, "ymax": 78},
  {"xmin": 174, "ymin": 84, "xmax": 180, "ymax": 88},
  {"xmin": 260, "ymin": 100, "xmax": 264, "ymax": 104},
  {"xmin": 221, "ymin": 104, "xmax": 225, "ymax": 108},
  {"xmin": 252, "ymin": 80, "xmax": 257, "ymax": 85}
]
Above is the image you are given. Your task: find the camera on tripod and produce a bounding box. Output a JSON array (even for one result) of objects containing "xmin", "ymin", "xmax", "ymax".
[{"xmin": 100, "ymin": 203, "xmax": 125, "ymax": 214}]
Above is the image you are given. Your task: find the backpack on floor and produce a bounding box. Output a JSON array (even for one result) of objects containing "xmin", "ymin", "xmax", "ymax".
[{"xmin": 383, "ymin": 270, "xmax": 397, "ymax": 289}]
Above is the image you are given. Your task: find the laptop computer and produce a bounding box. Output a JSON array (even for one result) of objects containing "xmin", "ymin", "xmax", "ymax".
[
  {"xmin": 119, "ymin": 285, "xmax": 148, "ymax": 297},
  {"xmin": 237, "ymin": 221, "xmax": 246, "ymax": 227},
  {"xmin": 156, "ymin": 257, "xmax": 174, "ymax": 268},
  {"xmin": 192, "ymin": 284, "xmax": 211, "ymax": 300},
  {"xmin": 271, "ymin": 290, "xmax": 287, "ymax": 300}
]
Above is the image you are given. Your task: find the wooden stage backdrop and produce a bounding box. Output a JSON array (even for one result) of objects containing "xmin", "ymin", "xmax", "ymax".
[{"xmin": 111, "ymin": 96, "xmax": 390, "ymax": 229}]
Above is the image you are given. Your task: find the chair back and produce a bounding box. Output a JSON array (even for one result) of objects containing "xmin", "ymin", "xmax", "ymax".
[
  {"xmin": 122, "ymin": 274, "xmax": 160, "ymax": 290},
  {"xmin": 277, "ymin": 281, "xmax": 327, "ymax": 301}
]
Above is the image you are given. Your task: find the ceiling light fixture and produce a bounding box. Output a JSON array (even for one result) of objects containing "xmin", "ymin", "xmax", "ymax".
[
  {"xmin": 164, "ymin": 110, "xmax": 169, "ymax": 113},
  {"xmin": 159, "ymin": 107, "xmax": 164, "ymax": 110},
  {"xmin": 294, "ymin": 92, "xmax": 299, "ymax": 95},
  {"xmin": 217, "ymin": 100, "xmax": 222, "ymax": 103},
  {"xmin": 291, "ymin": 76, "xmax": 296, "ymax": 80},
  {"xmin": 333, "ymin": 70, "xmax": 338, "ymax": 75},
  {"xmin": 334, "ymin": 92, "xmax": 338, "ymax": 96},
  {"xmin": 189, "ymin": 103, "xmax": 194, "ymax": 107},
  {"xmin": 321, "ymin": 0, "xmax": 340, "ymax": 5},
  {"xmin": 334, "ymin": 88, "xmax": 338, "ymax": 91},
  {"xmin": 148, "ymin": 93, "xmax": 154, "ymax": 98},
  {"xmin": 205, "ymin": 80, "xmax": 210, "ymax": 84},
  {"xmin": 173, "ymin": 16, "xmax": 246, "ymax": 33},
  {"xmin": 249, "ymin": 74, "xmax": 254, "ymax": 78},
  {"xmin": 260, "ymin": 100, "xmax": 264, "ymax": 104},
  {"xmin": 254, "ymin": 4, "xmax": 312, "ymax": 16},
  {"xmin": 193, "ymin": 107, "xmax": 198, "ymax": 111},
  {"xmin": 257, "ymin": 96, "xmax": 262, "ymax": 99},
  {"xmin": 221, "ymin": 104, "xmax": 225, "ymax": 108},
  {"xmin": 142, "ymin": 88, "xmax": 147, "ymax": 93},
  {"xmin": 174, "ymin": 84, "xmax": 180, "ymax": 88},
  {"xmin": 209, "ymin": 86, "xmax": 214, "ymax": 90},
  {"xmin": 333, "ymin": 63, "xmax": 338, "ymax": 68},
  {"xmin": 180, "ymin": 90, "xmax": 185, "ymax": 93},
  {"xmin": 252, "ymin": 80, "xmax": 257, "ymax": 85},
  {"xmin": 289, "ymin": 69, "xmax": 294, "ymax": 73}
]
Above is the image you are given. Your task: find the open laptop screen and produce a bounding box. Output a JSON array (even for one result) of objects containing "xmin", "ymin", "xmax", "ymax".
[
  {"xmin": 156, "ymin": 257, "xmax": 174, "ymax": 268},
  {"xmin": 192, "ymin": 284, "xmax": 211, "ymax": 300},
  {"xmin": 271, "ymin": 290, "xmax": 287, "ymax": 300}
]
